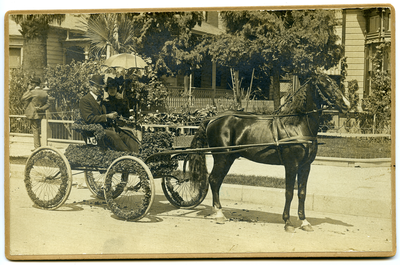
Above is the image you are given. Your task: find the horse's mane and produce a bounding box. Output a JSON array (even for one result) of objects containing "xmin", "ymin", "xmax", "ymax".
[{"xmin": 275, "ymin": 80, "xmax": 311, "ymax": 116}]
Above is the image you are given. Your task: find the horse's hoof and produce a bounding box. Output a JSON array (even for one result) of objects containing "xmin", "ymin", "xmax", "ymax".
[
  {"xmin": 216, "ymin": 217, "xmax": 226, "ymax": 224},
  {"xmin": 301, "ymin": 224, "xmax": 314, "ymax": 232},
  {"xmin": 284, "ymin": 224, "xmax": 295, "ymax": 233}
]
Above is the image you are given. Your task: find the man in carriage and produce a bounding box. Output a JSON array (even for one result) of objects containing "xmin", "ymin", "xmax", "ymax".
[{"xmin": 79, "ymin": 74, "xmax": 139, "ymax": 153}]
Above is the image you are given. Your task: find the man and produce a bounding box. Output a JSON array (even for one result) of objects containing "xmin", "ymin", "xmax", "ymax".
[
  {"xmin": 21, "ymin": 77, "xmax": 50, "ymax": 150},
  {"xmin": 79, "ymin": 74, "xmax": 137, "ymax": 152}
]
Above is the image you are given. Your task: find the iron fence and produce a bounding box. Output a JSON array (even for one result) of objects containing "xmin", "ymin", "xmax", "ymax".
[{"xmin": 9, "ymin": 110, "xmax": 392, "ymax": 159}]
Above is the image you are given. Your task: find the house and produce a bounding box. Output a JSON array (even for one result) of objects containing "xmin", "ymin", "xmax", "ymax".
[
  {"xmin": 8, "ymin": 8, "xmax": 392, "ymax": 110},
  {"xmin": 336, "ymin": 7, "xmax": 392, "ymax": 104},
  {"xmin": 8, "ymin": 14, "xmax": 90, "ymax": 70}
]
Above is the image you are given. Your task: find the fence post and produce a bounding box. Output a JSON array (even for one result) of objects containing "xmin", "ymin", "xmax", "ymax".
[
  {"xmin": 373, "ymin": 114, "xmax": 376, "ymax": 134},
  {"xmin": 41, "ymin": 116, "xmax": 48, "ymax": 146}
]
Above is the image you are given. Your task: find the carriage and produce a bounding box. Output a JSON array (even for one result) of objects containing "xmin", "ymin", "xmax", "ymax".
[
  {"xmin": 23, "ymin": 109, "xmax": 215, "ymax": 221},
  {"xmin": 24, "ymin": 73, "xmax": 350, "ymax": 231}
]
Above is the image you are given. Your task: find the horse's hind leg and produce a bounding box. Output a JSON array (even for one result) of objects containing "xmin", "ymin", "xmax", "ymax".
[
  {"xmin": 297, "ymin": 163, "xmax": 313, "ymax": 231},
  {"xmin": 208, "ymin": 154, "xmax": 235, "ymax": 222}
]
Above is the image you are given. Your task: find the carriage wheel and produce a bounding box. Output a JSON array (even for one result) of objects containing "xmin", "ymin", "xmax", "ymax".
[
  {"xmin": 24, "ymin": 147, "xmax": 72, "ymax": 210},
  {"xmin": 161, "ymin": 157, "xmax": 209, "ymax": 209},
  {"xmin": 85, "ymin": 170, "xmax": 123, "ymax": 199},
  {"xmin": 104, "ymin": 156, "xmax": 155, "ymax": 221}
]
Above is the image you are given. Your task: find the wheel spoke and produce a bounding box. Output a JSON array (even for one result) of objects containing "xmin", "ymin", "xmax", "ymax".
[
  {"xmin": 24, "ymin": 148, "xmax": 72, "ymax": 210},
  {"xmin": 104, "ymin": 156, "xmax": 154, "ymax": 221},
  {"xmin": 162, "ymin": 170, "xmax": 208, "ymax": 209}
]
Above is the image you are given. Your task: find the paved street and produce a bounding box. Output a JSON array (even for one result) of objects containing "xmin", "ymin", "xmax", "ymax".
[{"xmin": 6, "ymin": 162, "xmax": 395, "ymax": 259}]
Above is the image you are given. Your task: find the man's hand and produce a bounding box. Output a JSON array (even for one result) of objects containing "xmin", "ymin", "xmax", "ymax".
[{"xmin": 106, "ymin": 111, "xmax": 118, "ymax": 120}]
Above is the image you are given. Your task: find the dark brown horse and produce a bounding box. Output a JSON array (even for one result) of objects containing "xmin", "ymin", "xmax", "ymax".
[{"xmin": 189, "ymin": 73, "xmax": 350, "ymax": 232}]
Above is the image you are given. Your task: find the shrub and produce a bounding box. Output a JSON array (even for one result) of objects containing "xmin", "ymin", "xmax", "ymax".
[
  {"xmin": 362, "ymin": 43, "xmax": 391, "ymax": 133},
  {"xmin": 139, "ymin": 106, "xmax": 217, "ymax": 127},
  {"xmin": 9, "ymin": 68, "xmax": 36, "ymax": 115},
  {"xmin": 44, "ymin": 60, "xmax": 103, "ymax": 119}
]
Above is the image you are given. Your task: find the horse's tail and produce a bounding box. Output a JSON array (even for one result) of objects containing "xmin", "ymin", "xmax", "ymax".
[{"xmin": 188, "ymin": 120, "xmax": 210, "ymax": 188}]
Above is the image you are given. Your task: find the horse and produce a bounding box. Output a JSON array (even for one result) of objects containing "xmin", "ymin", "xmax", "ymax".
[{"xmin": 188, "ymin": 73, "xmax": 350, "ymax": 232}]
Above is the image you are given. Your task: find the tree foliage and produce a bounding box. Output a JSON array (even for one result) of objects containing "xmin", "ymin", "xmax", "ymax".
[
  {"xmin": 41, "ymin": 59, "xmax": 168, "ymax": 119},
  {"xmin": 83, "ymin": 12, "xmax": 204, "ymax": 76},
  {"xmin": 196, "ymin": 10, "xmax": 343, "ymax": 109},
  {"xmin": 10, "ymin": 14, "xmax": 66, "ymax": 77},
  {"xmin": 84, "ymin": 13, "xmax": 138, "ymax": 58},
  {"xmin": 134, "ymin": 12, "xmax": 204, "ymax": 75},
  {"xmin": 43, "ymin": 60, "xmax": 103, "ymax": 118},
  {"xmin": 11, "ymin": 14, "xmax": 65, "ymax": 39},
  {"xmin": 9, "ymin": 68, "xmax": 36, "ymax": 115}
]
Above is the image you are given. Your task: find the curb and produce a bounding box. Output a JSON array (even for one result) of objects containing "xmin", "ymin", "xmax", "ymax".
[
  {"xmin": 9, "ymin": 157, "xmax": 391, "ymax": 219},
  {"xmin": 151, "ymin": 179, "xmax": 391, "ymax": 219},
  {"xmin": 8, "ymin": 153, "xmax": 392, "ymax": 168}
]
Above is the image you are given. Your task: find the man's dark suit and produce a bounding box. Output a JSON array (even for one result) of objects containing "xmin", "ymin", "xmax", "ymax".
[
  {"xmin": 21, "ymin": 87, "xmax": 51, "ymax": 149},
  {"xmin": 79, "ymin": 93, "xmax": 135, "ymax": 152}
]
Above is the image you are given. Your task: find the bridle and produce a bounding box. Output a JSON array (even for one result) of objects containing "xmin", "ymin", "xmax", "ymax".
[
  {"xmin": 314, "ymin": 77, "xmax": 342, "ymax": 108},
  {"xmin": 275, "ymin": 75, "xmax": 340, "ymax": 116}
]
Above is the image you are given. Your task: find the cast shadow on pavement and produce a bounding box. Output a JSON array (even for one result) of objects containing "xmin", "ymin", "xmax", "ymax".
[
  {"xmin": 57, "ymin": 194, "xmax": 353, "ymax": 228},
  {"xmin": 148, "ymin": 195, "xmax": 354, "ymax": 228}
]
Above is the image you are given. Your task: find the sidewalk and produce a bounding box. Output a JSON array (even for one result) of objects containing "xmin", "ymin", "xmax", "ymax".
[{"xmin": 7, "ymin": 137, "xmax": 394, "ymax": 219}]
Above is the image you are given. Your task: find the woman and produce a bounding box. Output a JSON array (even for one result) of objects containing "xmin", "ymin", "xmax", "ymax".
[{"xmin": 103, "ymin": 77, "xmax": 140, "ymax": 153}]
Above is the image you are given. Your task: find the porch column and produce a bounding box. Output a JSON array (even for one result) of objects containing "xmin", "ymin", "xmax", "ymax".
[
  {"xmin": 41, "ymin": 115, "xmax": 48, "ymax": 147},
  {"xmin": 84, "ymin": 44, "xmax": 89, "ymax": 60},
  {"xmin": 212, "ymin": 62, "xmax": 216, "ymax": 105},
  {"xmin": 62, "ymin": 48, "xmax": 66, "ymax": 65}
]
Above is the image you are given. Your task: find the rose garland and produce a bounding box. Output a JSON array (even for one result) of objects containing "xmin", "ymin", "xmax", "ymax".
[
  {"xmin": 25, "ymin": 150, "xmax": 69, "ymax": 208},
  {"xmin": 64, "ymin": 131, "xmax": 178, "ymax": 176},
  {"xmin": 71, "ymin": 121, "xmax": 106, "ymax": 141}
]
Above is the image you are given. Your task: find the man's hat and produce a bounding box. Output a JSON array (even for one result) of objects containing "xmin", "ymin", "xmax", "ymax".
[
  {"xmin": 30, "ymin": 77, "xmax": 41, "ymax": 85},
  {"xmin": 89, "ymin": 75, "xmax": 106, "ymax": 87}
]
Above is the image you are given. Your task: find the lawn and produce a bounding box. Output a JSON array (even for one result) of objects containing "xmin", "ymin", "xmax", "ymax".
[
  {"xmin": 223, "ymin": 174, "xmax": 293, "ymax": 189},
  {"xmin": 175, "ymin": 135, "xmax": 392, "ymax": 159},
  {"xmin": 316, "ymin": 136, "xmax": 391, "ymax": 159}
]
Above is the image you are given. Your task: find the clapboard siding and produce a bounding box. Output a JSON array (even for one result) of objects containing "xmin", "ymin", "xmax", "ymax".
[
  {"xmin": 346, "ymin": 27, "xmax": 366, "ymax": 34},
  {"xmin": 47, "ymin": 30, "xmax": 64, "ymax": 67},
  {"xmin": 344, "ymin": 9, "xmax": 366, "ymax": 93},
  {"xmin": 345, "ymin": 39, "xmax": 365, "ymax": 46},
  {"xmin": 345, "ymin": 46, "xmax": 365, "ymax": 52},
  {"xmin": 345, "ymin": 57, "xmax": 365, "ymax": 64}
]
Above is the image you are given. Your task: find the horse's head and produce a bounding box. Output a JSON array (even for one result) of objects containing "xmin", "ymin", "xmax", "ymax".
[{"xmin": 315, "ymin": 75, "xmax": 350, "ymax": 113}]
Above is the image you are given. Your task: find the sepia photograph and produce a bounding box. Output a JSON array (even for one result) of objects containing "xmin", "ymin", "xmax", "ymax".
[{"xmin": 3, "ymin": 1, "xmax": 396, "ymax": 261}]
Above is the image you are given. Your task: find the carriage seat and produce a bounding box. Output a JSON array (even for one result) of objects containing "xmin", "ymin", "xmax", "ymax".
[{"xmin": 72, "ymin": 109, "xmax": 107, "ymax": 147}]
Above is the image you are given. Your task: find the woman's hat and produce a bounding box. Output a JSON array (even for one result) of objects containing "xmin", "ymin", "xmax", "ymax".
[
  {"xmin": 30, "ymin": 77, "xmax": 41, "ymax": 85},
  {"xmin": 89, "ymin": 75, "xmax": 106, "ymax": 87}
]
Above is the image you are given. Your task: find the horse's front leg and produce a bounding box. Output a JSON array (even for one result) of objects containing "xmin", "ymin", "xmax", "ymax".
[
  {"xmin": 208, "ymin": 155, "xmax": 235, "ymax": 223},
  {"xmin": 297, "ymin": 163, "xmax": 313, "ymax": 231},
  {"xmin": 283, "ymin": 165, "xmax": 297, "ymax": 232}
]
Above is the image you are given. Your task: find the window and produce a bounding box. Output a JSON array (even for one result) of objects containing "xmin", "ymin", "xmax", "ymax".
[
  {"xmin": 9, "ymin": 47, "xmax": 22, "ymax": 68},
  {"xmin": 369, "ymin": 15, "xmax": 380, "ymax": 33}
]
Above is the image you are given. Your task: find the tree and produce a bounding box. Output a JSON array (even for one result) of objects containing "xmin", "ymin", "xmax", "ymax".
[
  {"xmin": 201, "ymin": 10, "xmax": 343, "ymax": 110},
  {"xmin": 83, "ymin": 11, "xmax": 204, "ymax": 75},
  {"xmin": 11, "ymin": 14, "xmax": 65, "ymax": 77},
  {"xmin": 133, "ymin": 11, "xmax": 204, "ymax": 76},
  {"xmin": 84, "ymin": 13, "xmax": 138, "ymax": 58}
]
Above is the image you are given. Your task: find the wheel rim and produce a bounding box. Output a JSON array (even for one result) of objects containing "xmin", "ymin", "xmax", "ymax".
[
  {"xmin": 85, "ymin": 170, "xmax": 107, "ymax": 199},
  {"xmin": 162, "ymin": 171, "xmax": 208, "ymax": 208},
  {"xmin": 24, "ymin": 147, "xmax": 72, "ymax": 209},
  {"xmin": 104, "ymin": 156, "xmax": 154, "ymax": 221}
]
